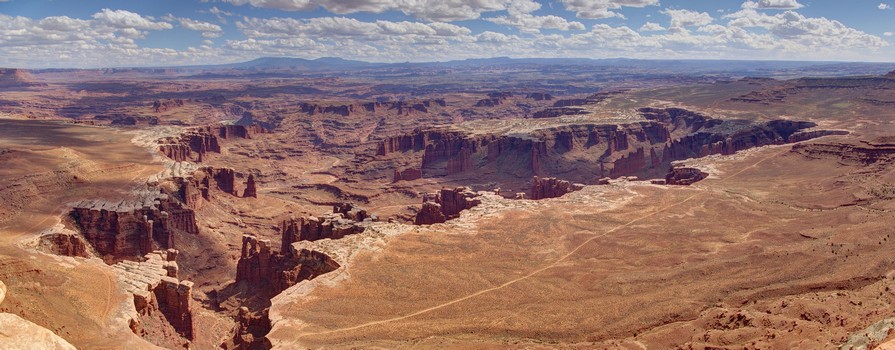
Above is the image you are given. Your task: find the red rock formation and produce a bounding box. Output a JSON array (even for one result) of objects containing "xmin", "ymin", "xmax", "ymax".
[
  {"xmin": 332, "ymin": 203, "xmax": 370, "ymax": 222},
  {"xmin": 174, "ymin": 167, "xmax": 241, "ymax": 210},
  {"xmin": 279, "ymin": 204, "xmax": 370, "ymax": 249},
  {"xmin": 231, "ymin": 307, "xmax": 271, "ymax": 349},
  {"xmin": 115, "ymin": 250, "xmax": 194, "ymax": 342},
  {"xmin": 475, "ymin": 98, "xmax": 503, "ymax": 107},
  {"xmin": 0, "ymin": 68, "xmax": 34, "ymax": 88},
  {"xmin": 530, "ymin": 176, "xmax": 583, "ymax": 200},
  {"xmin": 159, "ymin": 144, "xmax": 191, "ymax": 163},
  {"xmin": 414, "ymin": 201, "xmax": 446, "ymax": 225},
  {"xmin": 236, "ymin": 235, "xmax": 340, "ymax": 295},
  {"xmin": 299, "ymin": 99, "xmax": 445, "ymax": 117},
  {"xmin": 526, "ymin": 92, "xmax": 553, "ymax": 101},
  {"xmin": 393, "ymin": 167, "xmax": 422, "ymax": 182},
  {"xmin": 152, "ymin": 99, "xmax": 184, "ymax": 113},
  {"xmin": 792, "ymin": 139, "xmax": 895, "ymax": 165},
  {"xmin": 376, "ymin": 108, "xmax": 837, "ymax": 185},
  {"xmin": 414, "ymin": 187, "xmax": 481, "ymax": 225},
  {"xmin": 243, "ymin": 174, "xmax": 257, "ymax": 198},
  {"xmin": 68, "ymin": 167, "xmax": 246, "ymax": 261},
  {"xmin": 158, "ymin": 124, "xmax": 265, "ymax": 162},
  {"xmin": 553, "ymin": 98, "xmax": 588, "ymax": 107},
  {"xmin": 70, "ymin": 195, "xmax": 195, "ymax": 262},
  {"xmin": 446, "ymin": 147, "xmax": 474, "ymax": 175},
  {"xmin": 155, "ymin": 277, "xmax": 194, "ymax": 339},
  {"xmin": 665, "ymin": 166, "xmax": 709, "ymax": 185},
  {"xmin": 38, "ymin": 229, "xmax": 91, "ymax": 258},
  {"xmin": 787, "ymin": 129, "xmax": 850, "ymax": 143}
]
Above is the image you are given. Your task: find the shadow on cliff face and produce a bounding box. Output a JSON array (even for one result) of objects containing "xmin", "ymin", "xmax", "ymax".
[{"xmin": 367, "ymin": 107, "xmax": 848, "ymax": 198}]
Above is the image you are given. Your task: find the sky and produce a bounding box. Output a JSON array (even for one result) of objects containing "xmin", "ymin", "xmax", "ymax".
[{"xmin": 0, "ymin": 0, "xmax": 893, "ymax": 68}]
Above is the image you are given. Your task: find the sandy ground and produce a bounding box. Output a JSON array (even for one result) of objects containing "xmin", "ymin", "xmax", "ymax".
[
  {"xmin": 0, "ymin": 119, "xmax": 164, "ymax": 349},
  {"xmin": 265, "ymin": 142, "xmax": 895, "ymax": 349}
]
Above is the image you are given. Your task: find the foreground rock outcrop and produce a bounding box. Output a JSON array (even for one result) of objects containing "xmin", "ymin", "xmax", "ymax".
[{"xmin": 0, "ymin": 279, "xmax": 77, "ymax": 349}]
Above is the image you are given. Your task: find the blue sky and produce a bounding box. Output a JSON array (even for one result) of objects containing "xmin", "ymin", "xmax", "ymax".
[{"xmin": 0, "ymin": 0, "xmax": 893, "ymax": 68}]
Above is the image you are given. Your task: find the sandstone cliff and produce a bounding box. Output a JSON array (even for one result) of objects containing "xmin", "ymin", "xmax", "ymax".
[
  {"xmin": 665, "ymin": 166, "xmax": 709, "ymax": 185},
  {"xmin": 235, "ymin": 235, "xmax": 340, "ymax": 296},
  {"xmin": 530, "ymin": 176, "xmax": 583, "ymax": 200},
  {"xmin": 69, "ymin": 166, "xmax": 246, "ymax": 261},
  {"xmin": 113, "ymin": 250, "xmax": 195, "ymax": 344},
  {"xmin": 415, "ymin": 187, "xmax": 481, "ymax": 225},
  {"xmin": 159, "ymin": 124, "xmax": 265, "ymax": 162},
  {"xmin": 375, "ymin": 108, "xmax": 843, "ymax": 184},
  {"xmin": 0, "ymin": 68, "xmax": 34, "ymax": 88},
  {"xmin": 237, "ymin": 203, "xmax": 371, "ymax": 294},
  {"xmin": 280, "ymin": 203, "xmax": 371, "ymax": 250}
]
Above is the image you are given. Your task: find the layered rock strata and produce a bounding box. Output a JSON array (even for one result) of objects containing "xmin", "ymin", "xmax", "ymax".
[
  {"xmin": 530, "ymin": 176, "xmax": 584, "ymax": 200},
  {"xmin": 235, "ymin": 235, "xmax": 340, "ymax": 295},
  {"xmin": 376, "ymin": 108, "xmax": 846, "ymax": 183},
  {"xmin": 792, "ymin": 138, "xmax": 895, "ymax": 165},
  {"xmin": 113, "ymin": 250, "xmax": 194, "ymax": 340},
  {"xmin": 665, "ymin": 166, "xmax": 709, "ymax": 185},
  {"xmin": 243, "ymin": 174, "xmax": 257, "ymax": 198},
  {"xmin": 414, "ymin": 187, "xmax": 482, "ymax": 225},
  {"xmin": 37, "ymin": 227, "xmax": 91, "ymax": 257},
  {"xmin": 158, "ymin": 124, "xmax": 265, "ymax": 162},
  {"xmin": 70, "ymin": 166, "xmax": 246, "ymax": 261},
  {"xmin": 280, "ymin": 203, "xmax": 372, "ymax": 250}
]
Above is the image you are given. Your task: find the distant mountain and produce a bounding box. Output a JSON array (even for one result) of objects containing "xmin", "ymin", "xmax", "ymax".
[
  {"xmin": 164, "ymin": 56, "xmax": 895, "ymax": 79},
  {"xmin": 0, "ymin": 68, "xmax": 35, "ymax": 88},
  {"xmin": 215, "ymin": 57, "xmax": 379, "ymax": 70}
]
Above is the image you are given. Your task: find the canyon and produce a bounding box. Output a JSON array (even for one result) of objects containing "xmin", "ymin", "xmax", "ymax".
[{"xmin": 0, "ymin": 63, "xmax": 893, "ymax": 350}]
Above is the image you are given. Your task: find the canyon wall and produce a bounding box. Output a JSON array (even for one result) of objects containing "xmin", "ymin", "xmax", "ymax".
[
  {"xmin": 279, "ymin": 203, "xmax": 370, "ymax": 250},
  {"xmin": 415, "ymin": 187, "xmax": 482, "ymax": 225},
  {"xmin": 236, "ymin": 203, "xmax": 371, "ymax": 294},
  {"xmin": 114, "ymin": 250, "xmax": 195, "ymax": 344},
  {"xmin": 376, "ymin": 108, "xmax": 843, "ymax": 184},
  {"xmin": 159, "ymin": 124, "xmax": 265, "ymax": 162},
  {"xmin": 530, "ymin": 176, "xmax": 583, "ymax": 200},
  {"xmin": 791, "ymin": 138, "xmax": 895, "ymax": 165},
  {"xmin": 69, "ymin": 166, "xmax": 247, "ymax": 261},
  {"xmin": 298, "ymin": 99, "xmax": 446, "ymax": 117},
  {"xmin": 235, "ymin": 235, "xmax": 341, "ymax": 296}
]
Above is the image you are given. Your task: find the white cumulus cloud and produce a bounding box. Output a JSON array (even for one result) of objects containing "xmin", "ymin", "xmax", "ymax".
[
  {"xmin": 742, "ymin": 0, "xmax": 805, "ymax": 10},
  {"xmin": 561, "ymin": 0, "xmax": 660, "ymax": 19},
  {"xmin": 639, "ymin": 22, "xmax": 666, "ymax": 32}
]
